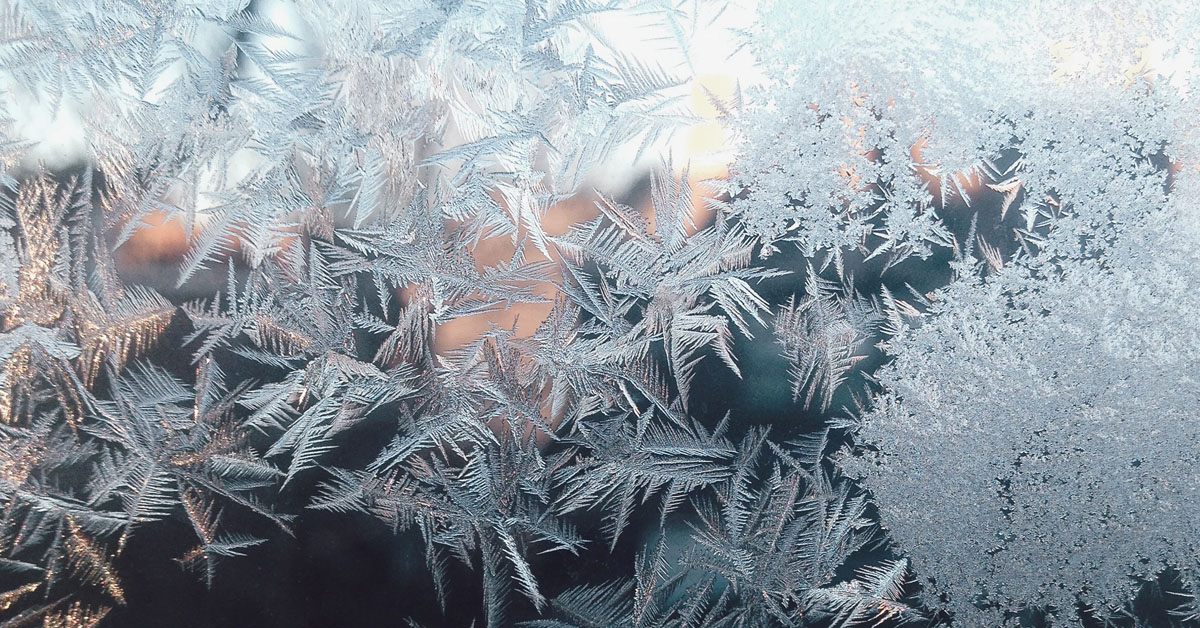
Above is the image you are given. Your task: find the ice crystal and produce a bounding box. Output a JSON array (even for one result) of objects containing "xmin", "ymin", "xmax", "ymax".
[
  {"xmin": 1, "ymin": 0, "xmax": 1197, "ymax": 626},
  {"xmin": 729, "ymin": 1, "xmax": 1200, "ymax": 624}
]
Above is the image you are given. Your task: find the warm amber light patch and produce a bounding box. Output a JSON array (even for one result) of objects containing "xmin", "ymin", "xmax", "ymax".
[
  {"xmin": 677, "ymin": 73, "xmax": 741, "ymax": 233},
  {"xmin": 908, "ymin": 135, "xmax": 989, "ymax": 203},
  {"xmin": 114, "ymin": 211, "xmax": 190, "ymax": 280},
  {"xmin": 685, "ymin": 73, "xmax": 737, "ymax": 182},
  {"xmin": 690, "ymin": 73, "xmax": 735, "ymax": 120},
  {"xmin": 431, "ymin": 192, "xmax": 603, "ymax": 356}
]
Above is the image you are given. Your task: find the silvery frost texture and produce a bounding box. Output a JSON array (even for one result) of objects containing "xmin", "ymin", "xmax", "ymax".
[
  {"xmin": 732, "ymin": 1, "xmax": 1200, "ymax": 626},
  {"xmin": 0, "ymin": 0, "xmax": 1197, "ymax": 627}
]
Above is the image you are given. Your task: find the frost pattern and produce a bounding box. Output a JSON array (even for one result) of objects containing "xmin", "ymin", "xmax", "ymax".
[
  {"xmin": 728, "ymin": 0, "xmax": 1200, "ymax": 624},
  {"xmin": 0, "ymin": 0, "xmax": 914, "ymax": 626},
  {"xmin": 1, "ymin": 0, "xmax": 1199, "ymax": 626},
  {"xmin": 847, "ymin": 195, "xmax": 1200, "ymax": 624}
]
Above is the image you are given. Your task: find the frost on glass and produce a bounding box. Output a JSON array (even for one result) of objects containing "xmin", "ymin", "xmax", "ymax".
[
  {"xmin": 848, "ymin": 200, "xmax": 1200, "ymax": 624},
  {"xmin": 1, "ymin": 0, "xmax": 1199, "ymax": 625},
  {"xmin": 728, "ymin": 1, "xmax": 1200, "ymax": 624},
  {"xmin": 0, "ymin": 0, "xmax": 917, "ymax": 626}
]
